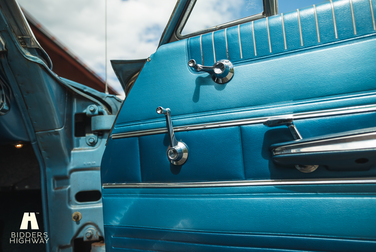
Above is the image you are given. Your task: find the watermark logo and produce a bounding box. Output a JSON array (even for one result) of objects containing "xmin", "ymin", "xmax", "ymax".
[
  {"xmin": 20, "ymin": 212, "xmax": 39, "ymax": 230},
  {"xmin": 9, "ymin": 212, "xmax": 49, "ymax": 244}
]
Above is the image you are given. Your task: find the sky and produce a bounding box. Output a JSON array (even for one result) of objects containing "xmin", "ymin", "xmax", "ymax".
[
  {"xmin": 16, "ymin": 0, "xmax": 325, "ymax": 98},
  {"xmin": 17, "ymin": 0, "xmax": 177, "ymax": 97}
]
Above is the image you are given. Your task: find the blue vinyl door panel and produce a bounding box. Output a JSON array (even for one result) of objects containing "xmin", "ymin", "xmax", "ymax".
[
  {"xmin": 102, "ymin": 184, "xmax": 376, "ymax": 251},
  {"xmin": 111, "ymin": 36, "xmax": 376, "ymax": 134},
  {"xmin": 102, "ymin": 186, "xmax": 376, "ymax": 238},
  {"xmin": 102, "ymin": 0, "xmax": 376, "ymax": 250}
]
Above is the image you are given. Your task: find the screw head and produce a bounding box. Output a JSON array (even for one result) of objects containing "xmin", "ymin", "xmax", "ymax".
[
  {"xmin": 167, "ymin": 148, "xmax": 178, "ymax": 161},
  {"xmin": 188, "ymin": 59, "xmax": 196, "ymax": 67},
  {"xmin": 72, "ymin": 212, "xmax": 82, "ymax": 222},
  {"xmin": 85, "ymin": 230, "xmax": 93, "ymax": 239},
  {"xmin": 89, "ymin": 105, "xmax": 96, "ymax": 112},
  {"xmin": 88, "ymin": 137, "xmax": 95, "ymax": 144}
]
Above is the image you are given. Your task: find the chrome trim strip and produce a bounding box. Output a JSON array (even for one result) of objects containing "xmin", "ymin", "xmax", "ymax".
[
  {"xmin": 330, "ymin": 0, "xmax": 338, "ymax": 39},
  {"xmin": 212, "ymin": 32, "xmax": 216, "ymax": 63},
  {"xmin": 370, "ymin": 0, "xmax": 376, "ymax": 30},
  {"xmin": 103, "ymin": 177, "xmax": 376, "ymax": 188},
  {"xmin": 252, "ymin": 21, "xmax": 257, "ymax": 56},
  {"xmin": 225, "ymin": 28, "xmax": 229, "ymax": 60},
  {"xmin": 297, "ymin": 9, "xmax": 303, "ymax": 47},
  {"xmin": 313, "ymin": 5, "xmax": 321, "ymax": 43},
  {"xmin": 238, "ymin": 25, "xmax": 243, "ymax": 59},
  {"xmin": 266, "ymin": 17, "xmax": 272, "ymax": 53},
  {"xmin": 200, "ymin": 35, "xmax": 204, "ymax": 65},
  {"xmin": 350, "ymin": 0, "xmax": 357, "ymax": 35},
  {"xmin": 112, "ymin": 128, "xmax": 168, "ymax": 139},
  {"xmin": 281, "ymin": 13, "xmax": 287, "ymax": 49},
  {"xmin": 111, "ymin": 104, "xmax": 376, "ymax": 139},
  {"xmin": 177, "ymin": 10, "xmax": 264, "ymax": 40}
]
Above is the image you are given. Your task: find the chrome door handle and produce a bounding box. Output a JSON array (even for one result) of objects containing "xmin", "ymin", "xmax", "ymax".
[
  {"xmin": 157, "ymin": 106, "xmax": 188, "ymax": 166},
  {"xmin": 271, "ymin": 127, "xmax": 376, "ymax": 171},
  {"xmin": 188, "ymin": 59, "xmax": 234, "ymax": 84},
  {"xmin": 264, "ymin": 117, "xmax": 318, "ymax": 173}
]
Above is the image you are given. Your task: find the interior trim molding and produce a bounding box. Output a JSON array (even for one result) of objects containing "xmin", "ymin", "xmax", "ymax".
[
  {"xmin": 103, "ymin": 177, "xmax": 376, "ymax": 188},
  {"xmin": 111, "ymin": 104, "xmax": 376, "ymax": 139}
]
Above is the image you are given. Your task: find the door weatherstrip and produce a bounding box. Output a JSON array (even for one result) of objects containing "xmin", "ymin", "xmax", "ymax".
[
  {"xmin": 103, "ymin": 177, "xmax": 376, "ymax": 189},
  {"xmin": 111, "ymin": 104, "xmax": 376, "ymax": 139}
]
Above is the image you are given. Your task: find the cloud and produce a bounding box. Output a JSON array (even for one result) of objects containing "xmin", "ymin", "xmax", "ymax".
[
  {"xmin": 16, "ymin": 0, "xmax": 259, "ymax": 97},
  {"xmin": 182, "ymin": 0, "xmax": 262, "ymax": 35},
  {"xmin": 17, "ymin": 0, "xmax": 176, "ymax": 97}
]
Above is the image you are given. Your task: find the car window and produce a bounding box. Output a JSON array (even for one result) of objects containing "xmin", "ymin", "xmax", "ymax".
[
  {"xmin": 181, "ymin": 0, "xmax": 264, "ymax": 36},
  {"xmin": 179, "ymin": 0, "xmax": 328, "ymax": 38}
]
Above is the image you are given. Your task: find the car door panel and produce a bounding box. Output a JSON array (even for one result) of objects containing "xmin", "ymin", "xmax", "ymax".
[
  {"xmin": 102, "ymin": 0, "xmax": 376, "ymax": 250},
  {"xmin": 103, "ymin": 109, "xmax": 376, "ymax": 184},
  {"xmin": 103, "ymin": 39, "xmax": 376, "ymax": 183},
  {"xmin": 102, "ymin": 184, "xmax": 376, "ymax": 251},
  {"xmin": 104, "ymin": 226, "xmax": 375, "ymax": 252}
]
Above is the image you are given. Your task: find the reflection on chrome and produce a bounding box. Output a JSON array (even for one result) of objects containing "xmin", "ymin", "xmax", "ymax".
[
  {"xmin": 274, "ymin": 131, "xmax": 376, "ymax": 155},
  {"xmin": 188, "ymin": 59, "xmax": 234, "ymax": 84}
]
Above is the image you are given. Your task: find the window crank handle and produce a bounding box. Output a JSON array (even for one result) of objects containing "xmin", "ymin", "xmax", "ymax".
[
  {"xmin": 157, "ymin": 106, "xmax": 188, "ymax": 166},
  {"xmin": 188, "ymin": 59, "xmax": 234, "ymax": 84},
  {"xmin": 156, "ymin": 107, "xmax": 178, "ymax": 146}
]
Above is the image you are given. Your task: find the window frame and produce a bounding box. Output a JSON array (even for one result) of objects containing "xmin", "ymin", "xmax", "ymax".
[{"xmin": 175, "ymin": 0, "xmax": 278, "ymax": 39}]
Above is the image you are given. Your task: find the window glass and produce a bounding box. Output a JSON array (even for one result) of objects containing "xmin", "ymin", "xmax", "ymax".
[
  {"xmin": 278, "ymin": 0, "xmax": 328, "ymax": 13},
  {"xmin": 181, "ymin": 0, "xmax": 264, "ymax": 36}
]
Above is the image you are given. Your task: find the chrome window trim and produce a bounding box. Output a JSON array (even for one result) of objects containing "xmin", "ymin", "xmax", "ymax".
[
  {"xmin": 200, "ymin": 35, "xmax": 204, "ymax": 65},
  {"xmin": 330, "ymin": 0, "xmax": 338, "ymax": 39},
  {"xmin": 281, "ymin": 13, "xmax": 287, "ymax": 49},
  {"xmin": 370, "ymin": 0, "xmax": 376, "ymax": 30},
  {"xmin": 212, "ymin": 32, "xmax": 216, "ymax": 62},
  {"xmin": 111, "ymin": 104, "xmax": 376, "ymax": 139},
  {"xmin": 297, "ymin": 9, "xmax": 304, "ymax": 46},
  {"xmin": 266, "ymin": 17, "xmax": 272, "ymax": 52},
  {"xmin": 350, "ymin": 0, "xmax": 357, "ymax": 35},
  {"xmin": 103, "ymin": 177, "xmax": 376, "ymax": 188},
  {"xmin": 313, "ymin": 5, "xmax": 321, "ymax": 43},
  {"xmin": 225, "ymin": 28, "xmax": 229, "ymax": 60},
  {"xmin": 252, "ymin": 21, "xmax": 257, "ymax": 56},
  {"xmin": 176, "ymin": 0, "xmax": 272, "ymax": 39},
  {"xmin": 238, "ymin": 25, "xmax": 243, "ymax": 59}
]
